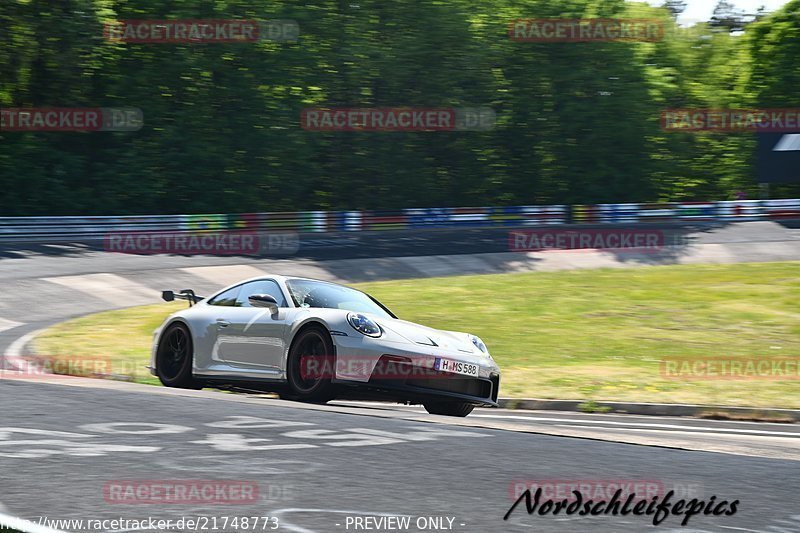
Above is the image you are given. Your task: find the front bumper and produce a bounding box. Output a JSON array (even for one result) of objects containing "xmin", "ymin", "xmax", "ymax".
[{"xmin": 335, "ymin": 354, "xmax": 501, "ymax": 406}]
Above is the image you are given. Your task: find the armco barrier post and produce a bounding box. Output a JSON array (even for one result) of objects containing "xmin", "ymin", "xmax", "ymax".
[{"xmin": 716, "ymin": 200, "xmax": 766, "ymax": 221}]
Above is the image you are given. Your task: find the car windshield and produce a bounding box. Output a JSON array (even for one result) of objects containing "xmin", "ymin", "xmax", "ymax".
[{"xmin": 286, "ymin": 279, "xmax": 394, "ymax": 318}]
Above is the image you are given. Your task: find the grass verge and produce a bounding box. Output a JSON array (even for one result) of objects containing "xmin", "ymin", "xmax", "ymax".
[{"xmin": 33, "ymin": 262, "xmax": 800, "ymax": 408}]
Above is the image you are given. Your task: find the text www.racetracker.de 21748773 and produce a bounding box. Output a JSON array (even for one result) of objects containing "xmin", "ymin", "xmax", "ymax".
[{"xmin": 30, "ymin": 516, "xmax": 279, "ymax": 531}]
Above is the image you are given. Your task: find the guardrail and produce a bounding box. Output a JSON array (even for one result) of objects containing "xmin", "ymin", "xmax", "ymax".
[
  {"xmin": 0, "ymin": 200, "xmax": 798, "ymax": 243},
  {"xmin": 0, "ymin": 206, "xmax": 568, "ymax": 242}
]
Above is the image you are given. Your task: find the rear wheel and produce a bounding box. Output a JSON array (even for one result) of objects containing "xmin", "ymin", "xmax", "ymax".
[
  {"xmin": 285, "ymin": 325, "xmax": 336, "ymax": 403},
  {"xmin": 156, "ymin": 323, "xmax": 201, "ymax": 389},
  {"xmin": 423, "ymin": 401, "xmax": 475, "ymax": 417}
]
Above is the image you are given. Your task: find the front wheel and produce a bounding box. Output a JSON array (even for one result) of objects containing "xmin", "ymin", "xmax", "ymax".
[
  {"xmin": 285, "ymin": 325, "xmax": 336, "ymax": 403},
  {"xmin": 156, "ymin": 323, "xmax": 202, "ymax": 389},
  {"xmin": 423, "ymin": 401, "xmax": 475, "ymax": 417}
]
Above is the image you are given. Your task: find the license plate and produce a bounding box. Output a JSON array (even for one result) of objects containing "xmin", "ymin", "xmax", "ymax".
[{"xmin": 434, "ymin": 358, "xmax": 479, "ymax": 377}]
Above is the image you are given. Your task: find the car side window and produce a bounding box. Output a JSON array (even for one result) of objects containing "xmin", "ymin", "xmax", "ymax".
[
  {"xmin": 236, "ymin": 280, "xmax": 287, "ymax": 308},
  {"xmin": 207, "ymin": 286, "xmax": 241, "ymax": 307}
]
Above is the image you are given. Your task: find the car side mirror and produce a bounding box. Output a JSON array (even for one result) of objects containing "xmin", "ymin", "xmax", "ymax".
[{"xmin": 248, "ymin": 294, "xmax": 279, "ymax": 313}]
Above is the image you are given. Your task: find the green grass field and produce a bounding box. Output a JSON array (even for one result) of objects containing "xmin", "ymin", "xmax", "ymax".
[{"xmin": 34, "ymin": 262, "xmax": 800, "ymax": 407}]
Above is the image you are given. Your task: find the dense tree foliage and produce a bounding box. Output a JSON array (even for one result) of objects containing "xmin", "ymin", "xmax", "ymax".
[{"xmin": 0, "ymin": 0, "xmax": 798, "ymax": 215}]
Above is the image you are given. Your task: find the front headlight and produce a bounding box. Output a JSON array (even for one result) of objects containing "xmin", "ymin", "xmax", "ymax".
[
  {"xmin": 470, "ymin": 335, "xmax": 489, "ymax": 354},
  {"xmin": 347, "ymin": 312, "xmax": 382, "ymax": 337}
]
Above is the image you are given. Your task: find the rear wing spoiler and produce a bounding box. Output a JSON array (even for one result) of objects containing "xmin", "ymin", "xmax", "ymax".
[{"xmin": 162, "ymin": 289, "xmax": 204, "ymax": 307}]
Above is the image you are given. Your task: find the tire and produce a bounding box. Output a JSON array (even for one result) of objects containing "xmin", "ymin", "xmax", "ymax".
[
  {"xmin": 156, "ymin": 323, "xmax": 202, "ymax": 389},
  {"xmin": 423, "ymin": 401, "xmax": 475, "ymax": 417},
  {"xmin": 285, "ymin": 325, "xmax": 336, "ymax": 403}
]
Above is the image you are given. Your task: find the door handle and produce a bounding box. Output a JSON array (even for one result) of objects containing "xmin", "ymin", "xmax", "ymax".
[{"xmin": 216, "ymin": 319, "xmax": 231, "ymax": 328}]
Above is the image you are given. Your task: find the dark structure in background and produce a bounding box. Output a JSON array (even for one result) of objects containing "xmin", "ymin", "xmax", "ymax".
[{"xmin": 758, "ymin": 133, "xmax": 800, "ymax": 184}]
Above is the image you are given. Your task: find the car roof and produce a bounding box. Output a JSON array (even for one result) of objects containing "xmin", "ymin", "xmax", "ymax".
[{"xmin": 231, "ymin": 274, "xmax": 339, "ymax": 285}]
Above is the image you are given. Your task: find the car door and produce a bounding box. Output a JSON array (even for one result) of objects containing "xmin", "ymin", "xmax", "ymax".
[
  {"xmin": 219, "ymin": 279, "xmax": 290, "ymax": 373},
  {"xmin": 203, "ymin": 284, "xmax": 247, "ymax": 367}
]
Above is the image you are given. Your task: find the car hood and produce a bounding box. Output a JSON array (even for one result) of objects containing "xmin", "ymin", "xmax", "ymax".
[{"xmin": 377, "ymin": 317, "xmax": 476, "ymax": 353}]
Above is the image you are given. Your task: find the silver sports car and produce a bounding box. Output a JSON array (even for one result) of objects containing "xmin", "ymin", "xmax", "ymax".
[{"xmin": 151, "ymin": 275, "xmax": 500, "ymax": 417}]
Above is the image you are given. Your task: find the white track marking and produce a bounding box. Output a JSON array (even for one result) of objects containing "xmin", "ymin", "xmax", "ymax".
[
  {"xmin": 470, "ymin": 414, "xmax": 800, "ymax": 437},
  {"xmin": 41, "ymin": 273, "xmax": 158, "ymax": 306},
  {"xmin": 280, "ymin": 429, "xmax": 405, "ymax": 447},
  {"xmin": 0, "ymin": 427, "xmax": 94, "ymax": 440},
  {"xmin": 0, "ymin": 318, "xmax": 23, "ymax": 333},
  {"xmin": 0, "ymin": 439, "xmax": 160, "ymax": 458},
  {"xmin": 555, "ymin": 424, "xmax": 800, "ymax": 439},
  {"xmin": 2, "ymin": 327, "xmax": 47, "ymax": 373},
  {"xmin": 4, "ymin": 328, "xmax": 45, "ymax": 358},
  {"xmin": 190, "ymin": 433, "xmax": 318, "ymax": 452},
  {"xmin": 205, "ymin": 415, "xmax": 314, "ymax": 429},
  {"xmin": 79, "ymin": 422, "xmax": 193, "ymax": 435},
  {"xmin": 181, "ymin": 265, "xmax": 267, "ymax": 286},
  {"xmin": 773, "ymin": 133, "xmax": 800, "ymax": 151}
]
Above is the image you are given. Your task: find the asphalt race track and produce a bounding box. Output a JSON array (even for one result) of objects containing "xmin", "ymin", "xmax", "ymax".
[
  {"xmin": 0, "ymin": 378, "xmax": 800, "ymax": 532},
  {"xmin": 2, "ymin": 221, "xmax": 800, "ymax": 533},
  {"xmin": 2, "ymin": 378, "xmax": 800, "ymax": 533}
]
